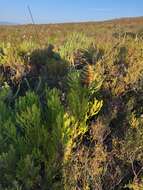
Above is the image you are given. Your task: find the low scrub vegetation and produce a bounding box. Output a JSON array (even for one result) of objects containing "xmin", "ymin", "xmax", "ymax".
[{"xmin": 0, "ymin": 19, "xmax": 143, "ymax": 189}]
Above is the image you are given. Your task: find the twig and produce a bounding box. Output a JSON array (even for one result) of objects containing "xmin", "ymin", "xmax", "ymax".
[{"xmin": 27, "ymin": 5, "xmax": 42, "ymax": 47}]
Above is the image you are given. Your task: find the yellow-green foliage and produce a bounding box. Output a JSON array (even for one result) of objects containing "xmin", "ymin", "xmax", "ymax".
[
  {"xmin": 59, "ymin": 32, "xmax": 92, "ymax": 65},
  {"xmin": 67, "ymin": 70, "xmax": 103, "ymax": 122},
  {"xmin": 19, "ymin": 40, "xmax": 37, "ymax": 55},
  {"xmin": 62, "ymin": 70, "xmax": 103, "ymax": 189},
  {"xmin": 18, "ymin": 40, "xmax": 38, "ymax": 62},
  {"xmin": 63, "ymin": 120, "xmax": 107, "ymax": 190},
  {"xmin": 0, "ymin": 43, "xmax": 24, "ymax": 66},
  {"xmin": 126, "ymin": 179, "xmax": 143, "ymax": 190},
  {"xmin": 0, "ymin": 42, "xmax": 23, "ymax": 65},
  {"xmin": 0, "ymin": 40, "xmax": 38, "ymax": 66}
]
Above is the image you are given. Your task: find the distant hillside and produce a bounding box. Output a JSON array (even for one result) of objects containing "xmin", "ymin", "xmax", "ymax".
[
  {"xmin": 102, "ymin": 16, "xmax": 143, "ymax": 25},
  {"xmin": 0, "ymin": 21, "xmax": 18, "ymax": 25},
  {"xmin": 58, "ymin": 16, "xmax": 143, "ymax": 25},
  {"xmin": 1, "ymin": 16, "xmax": 143, "ymax": 26}
]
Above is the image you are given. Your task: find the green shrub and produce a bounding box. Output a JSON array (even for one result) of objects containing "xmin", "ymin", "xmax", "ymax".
[{"xmin": 0, "ymin": 67, "xmax": 103, "ymax": 189}]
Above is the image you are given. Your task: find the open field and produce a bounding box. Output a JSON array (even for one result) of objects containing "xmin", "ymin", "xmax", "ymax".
[{"xmin": 0, "ymin": 17, "xmax": 143, "ymax": 190}]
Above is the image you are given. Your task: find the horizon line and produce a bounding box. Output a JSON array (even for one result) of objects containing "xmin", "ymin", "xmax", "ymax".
[{"xmin": 1, "ymin": 15, "xmax": 143, "ymax": 26}]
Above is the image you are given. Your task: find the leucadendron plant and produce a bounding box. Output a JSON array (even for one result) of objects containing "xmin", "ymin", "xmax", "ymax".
[{"xmin": 0, "ymin": 66, "xmax": 103, "ymax": 190}]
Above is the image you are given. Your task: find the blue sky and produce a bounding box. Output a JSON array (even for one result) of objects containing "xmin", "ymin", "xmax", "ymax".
[{"xmin": 0, "ymin": 0, "xmax": 143, "ymax": 24}]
